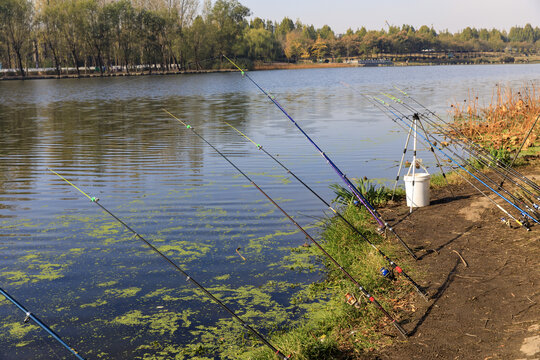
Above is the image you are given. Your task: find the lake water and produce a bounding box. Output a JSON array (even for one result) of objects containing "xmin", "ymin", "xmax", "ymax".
[{"xmin": 1, "ymin": 64, "xmax": 539, "ymax": 359}]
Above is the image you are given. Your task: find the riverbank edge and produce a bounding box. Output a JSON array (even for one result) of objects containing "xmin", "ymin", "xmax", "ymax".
[
  {"xmin": 242, "ymin": 150, "xmax": 539, "ymax": 359},
  {"xmin": 2, "ymin": 60, "xmax": 539, "ymax": 81}
]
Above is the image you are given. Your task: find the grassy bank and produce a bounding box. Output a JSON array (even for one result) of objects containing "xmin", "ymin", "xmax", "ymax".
[{"xmin": 240, "ymin": 185, "xmax": 417, "ymax": 359}]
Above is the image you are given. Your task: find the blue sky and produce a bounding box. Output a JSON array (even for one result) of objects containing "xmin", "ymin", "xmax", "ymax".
[{"xmin": 238, "ymin": 0, "xmax": 540, "ymax": 34}]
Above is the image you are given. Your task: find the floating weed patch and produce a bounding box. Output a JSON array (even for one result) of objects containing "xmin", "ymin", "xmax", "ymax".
[
  {"xmin": 3, "ymin": 321, "xmax": 39, "ymax": 339},
  {"xmin": 68, "ymin": 248, "xmax": 86, "ymax": 255},
  {"xmin": 143, "ymin": 288, "xmax": 173, "ymax": 299},
  {"xmin": 113, "ymin": 310, "xmax": 145, "ymax": 327},
  {"xmin": 157, "ymin": 225, "xmax": 184, "ymax": 234},
  {"xmin": 30, "ymin": 263, "xmax": 66, "ymax": 281},
  {"xmin": 80, "ymin": 299, "xmax": 108, "ymax": 308},
  {"xmin": 214, "ymin": 274, "xmax": 231, "ymax": 281},
  {"xmin": 104, "ymin": 287, "xmax": 142, "ymax": 298},
  {"xmin": 1, "ymin": 270, "xmax": 30, "ymax": 285},
  {"xmin": 1, "ymin": 254, "xmax": 73, "ymax": 285},
  {"xmin": 97, "ymin": 281, "xmax": 118, "ymax": 287},
  {"xmin": 112, "ymin": 309, "xmax": 196, "ymax": 336},
  {"xmin": 196, "ymin": 207, "xmax": 227, "ymax": 218},
  {"xmin": 246, "ymin": 229, "xmax": 299, "ymax": 254},
  {"xmin": 257, "ymin": 208, "xmax": 275, "ymax": 218},
  {"xmin": 153, "ymin": 241, "xmax": 211, "ymax": 262}
]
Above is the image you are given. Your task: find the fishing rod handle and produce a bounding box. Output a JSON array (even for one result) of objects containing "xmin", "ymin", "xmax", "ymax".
[{"xmin": 392, "ymin": 321, "xmax": 408, "ymax": 338}]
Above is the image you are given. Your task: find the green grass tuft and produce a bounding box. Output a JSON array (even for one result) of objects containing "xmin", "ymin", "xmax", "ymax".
[{"xmin": 330, "ymin": 178, "xmax": 405, "ymax": 207}]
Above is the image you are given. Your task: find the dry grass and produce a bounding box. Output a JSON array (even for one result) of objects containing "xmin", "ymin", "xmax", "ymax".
[{"xmin": 450, "ymin": 84, "xmax": 540, "ymax": 151}]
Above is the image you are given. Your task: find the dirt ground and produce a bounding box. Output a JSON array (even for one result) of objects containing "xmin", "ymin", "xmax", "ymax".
[{"xmin": 366, "ymin": 163, "xmax": 540, "ymax": 360}]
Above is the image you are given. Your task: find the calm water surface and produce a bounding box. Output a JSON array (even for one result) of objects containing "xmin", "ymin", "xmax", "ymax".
[{"xmin": 1, "ymin": 64, "xmax": 539, "ymax": 359}]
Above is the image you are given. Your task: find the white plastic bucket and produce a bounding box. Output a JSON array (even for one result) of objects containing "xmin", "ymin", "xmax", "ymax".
[{"xmin": 404, "ymin": 173, "xmax": 431, "ymax": 207}]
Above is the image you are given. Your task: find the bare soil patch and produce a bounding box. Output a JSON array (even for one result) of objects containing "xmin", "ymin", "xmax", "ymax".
[{"xmin": 363, "ymin": 164, "xmax": 540, "ymax": 359}]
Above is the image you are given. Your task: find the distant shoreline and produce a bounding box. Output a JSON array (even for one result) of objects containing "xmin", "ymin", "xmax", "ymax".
[{"xmin": 1, "ymin": 60, "xmax": 538, "ymax": 81}]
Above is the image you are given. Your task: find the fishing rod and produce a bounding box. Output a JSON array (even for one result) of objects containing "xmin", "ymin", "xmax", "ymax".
[
  {"xmin": 164, "ymin": 109, "xmax": 408, "ymax": 338},
  {"xmin": 499, "ymin": 113, "xmax": 540, "ymax": 188},
  {"xmin": 381, "ymin": 93, "xmax": 540, "ymax": 220},
  {"xmin": 0, "ymin": 287, "xmax": 85, "ymax": 360},
  {"xmin": 386, "ymin": 91, "xmax": 540, "ymax": 200},
  {"xmin": 47, "ymin": 169, "xmax": 290, "ymax": 360},
  {"xmin": 364, "ymin": 95, "xmax": 532, "ymax": 230},
  {"xmin": 222, "ymin": 121, "xmax": 429, "ymax": 301},
  {"xmin": 408, "ymin": 109, "xmax": 540, "ymax": 207},
  {"xmin": 392, "ymin": 86, "xmax": 540, "ymax": 195},
  {"xmin": 222, "ymin": 55, "xmax": 419, "ymax": 261},
  {"xmin": 370, "ymin": 96, "xmax": 538, "ymax": 229}
]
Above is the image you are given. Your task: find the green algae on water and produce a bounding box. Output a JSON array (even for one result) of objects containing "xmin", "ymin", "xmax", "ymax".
[
  {"xmin": 104, "ymin": 287, "xmax": 142, "ymax": 298},
  {"xmin": 3, "ymin": 321, "xmax": 39, "ymax": 339}
]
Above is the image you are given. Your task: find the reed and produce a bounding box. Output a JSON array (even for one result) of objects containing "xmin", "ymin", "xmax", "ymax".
[{"xmin": 450, "ymin": 84, "xmax": 540, "ymax": 151}]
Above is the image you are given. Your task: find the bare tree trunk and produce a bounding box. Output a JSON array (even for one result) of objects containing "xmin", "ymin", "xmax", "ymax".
[{"xmin": 14, "ymin": 47, "xmax": 25, "ymax": 77}]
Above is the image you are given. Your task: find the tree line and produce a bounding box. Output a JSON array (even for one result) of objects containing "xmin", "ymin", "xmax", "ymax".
[{"xmin": 1, "ymin": 0, "xmax": 539, "ymax": 77}]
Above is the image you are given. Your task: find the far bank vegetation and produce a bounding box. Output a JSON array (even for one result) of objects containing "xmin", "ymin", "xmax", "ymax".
[{"xmin": 1, "ymin": 0, "xmax": 539, "ymax": 78}]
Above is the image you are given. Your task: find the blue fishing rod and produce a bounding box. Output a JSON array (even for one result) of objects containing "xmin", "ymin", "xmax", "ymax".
[
  {"xmin": 223, "ymin": 55, "xmax": 418, "ymax": 260},
  {"xmin": 223, "ymin": 121, "xmax": 429, "ymax": 301},
  {"xmin": 364, "ymin": 95, "xmax": 531, "ymax": 230},
  {"xmin": 392, "ymin": 86, "xmax": 540, "ymax": 196},
  {"xmin": 164, "ymin": 109, "xmax": 409, "ymax": 338},
  {"xmin": 381, "ymin": 93, "xmax": 540, "ymax": 220},
  {"xmin": 370, "ymin": 96, "xmax": 538, "ymax": 229},
  {"xmin": 0, "ymin": 287, "xmax": 85, "ymax": 359},
  {"xmin": 383, "ymin": 91, "xmax": 540, "ymax": 204},
  {"xmin": 47, "ymin": 169, "xmax": 290, "ymax": 360}
]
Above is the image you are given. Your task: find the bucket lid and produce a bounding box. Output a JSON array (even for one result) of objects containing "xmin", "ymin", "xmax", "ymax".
[{"xmin": 404, "ymin": 173, "xmax": 430, "ymax": 181}]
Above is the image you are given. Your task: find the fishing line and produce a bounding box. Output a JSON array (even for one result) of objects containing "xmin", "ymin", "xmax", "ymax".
[
  {"xmin": 0, "ymin": 287, "xmax": 85, "ymax": 360},
  {"xmin": 369, "ymin": 96, "xmax": 537, "ymax": 229},
  {"xmin": 364, "ymin": 96, "xmax": 530, "ymax": 230},
  {"xmin": 386, "ymin": 91, "xmax": 540, "ymax": 202},
  {"xmin": 223, "ymin": 55, "xmax": 419, "ymax": 260},
  {"xmin": 499, "ymin": 113, "xmax": 540, "ymax": 188},
  {"xmin": 164, "ymin": 109, "xmax": 408, "ymax": 338},
  {"xmin": 47, "ymin": 168, "xmax": 290, "ymax": 360},
  {"xmin": 382, "ymin": 94, "xmax": 540, "ymax": 219},
  {"xmin": 393, "ymin": 86, "xmax": 540, "ymax": 195},
  {"xmin": 222, "ymin": 121, "xmax": 429, "ymax": 301}
]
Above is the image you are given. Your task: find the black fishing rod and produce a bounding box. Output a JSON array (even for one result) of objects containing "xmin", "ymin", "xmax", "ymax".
[
  {"xmin": 222, "ymin": 121, "xmax": 429, "ymax": 301},
  {"xmin": 222, "ymin": 55, "xmax": 419, "ymax": 261},
  {"xmin": 405, "ymin": 106, "xmax": 540, "ymax": 206},
  {"xmin": 381, "ymin": 93, "xmax": 540, "ymax": 221},
  {"xmin": 385, "ymin": 91, "xmax": 540, "ymax": 200},
  {"xmin": 499, "ymin": 113, "xmax": 540, "ymax": 188},
  {"xmin": 0, "ymin": 287, "xmax": 85, "ymax": 360},
  {"xmin": 164, "ymin": 109, "xmax": 408, "ymax": 338},
  {"xmin": 47, "ymin": 169, "xmax": 290, "ymax": 360},
  {"xmin": 364, "ymin": 95, "xmax": 531, "ymax": 230},
  {"xmin": 392, "ymin": 87, "xmax": 540, "ymax": 195},
  {"xmin": 370, "ymin": 96, "xmax": 538, "ymax": 229}
]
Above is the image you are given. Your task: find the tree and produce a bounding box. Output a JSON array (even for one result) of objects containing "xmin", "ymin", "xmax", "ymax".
[
  {"xmin": 311, "ymin": 35, "xmax": 327, "ymax": 60},
  {"xmin": 39, "ymin": 0, "xmax": 64, "ymax": 76},
  {"xmin": 83, "ymin": 0, "xmax": 110, "ymax": 75},
  {"xmin": 250, "ymin": 17, "xmax": 264, "ymax": 29},
  {"xmin": 0, "ymin": 0, "xmax": 34, "ymax": 76},
  {"xmin": 245, "ymin": 27, "xmax": 274, "ymax": 60},
  {"xmin": 61, "ymin": 0, "xmax": 88, "ymax": 77},
  {"xmin": 185, "ymin": 15, "xmax": 211, "ymax": 69},
  {"xmin": 208, "ymin": 0, "xmax": 250, "ymax": 57},
  {"xmin": 275, "ymin": 17, "xmax": 294, "ymax": 38},
  {"xmin": 317, "ymin": 24, "xmax": 334, "ymax": 40},
  {"xmin": 284, "ymin": 29, "xmax": 309, "ymax": 61}
]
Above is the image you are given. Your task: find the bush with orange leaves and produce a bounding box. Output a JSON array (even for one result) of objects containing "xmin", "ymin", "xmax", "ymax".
[{"xmin": 450, "ymin": 85, "xmax": 540, "ymax": 151}]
